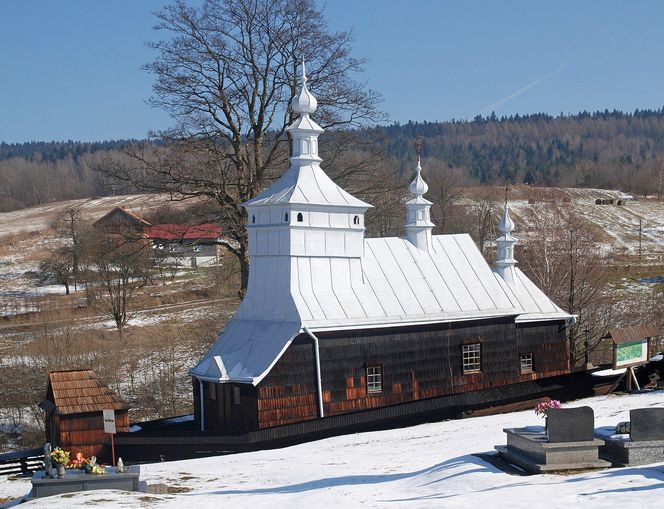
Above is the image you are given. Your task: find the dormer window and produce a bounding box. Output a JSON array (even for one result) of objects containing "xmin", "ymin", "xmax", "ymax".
[
  {"xmin": 297, "ymin": 213, "xmax": 303, "ymax": 222},
  {"xmin": 353, "ymin": 215, "xmax": 360, "ymax": 225}
]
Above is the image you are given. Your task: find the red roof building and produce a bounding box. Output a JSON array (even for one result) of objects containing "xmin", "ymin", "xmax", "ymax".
[
  {"xmin": 145, "ymin": 223, "xmax": 222, "ymax": 240},
  {"xmin": 147, "ymin": 223, "xmax": 223, "ymax": 268}
]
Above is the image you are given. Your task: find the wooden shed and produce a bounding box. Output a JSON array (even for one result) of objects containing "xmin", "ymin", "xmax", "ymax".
[
  {"xmin": 39, "ymin": 370, "xmax": 129, "ymax": 462},
  {"xmin": 92, "ymin": 206, "xmax": 152, "ymax": 235}
]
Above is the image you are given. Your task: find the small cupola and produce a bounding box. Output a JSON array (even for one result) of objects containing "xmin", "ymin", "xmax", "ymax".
[
  {"xmin": 404, "ymin": 157, "xmax": 435, "ymax": 252},
  {"xmin": 291, "ymin": 61, "xmax": 318, "ymax": 115},
  {"xmin": 242, "ymin": 60, "xmax": 371, "ymax": 261},
  {"xmin": 286, "ymin": 60, "xmax": 324, "ymax": 165},
  {"xmin": 495, "ymin": 203, "xmax": 518, "ymax": 284}
]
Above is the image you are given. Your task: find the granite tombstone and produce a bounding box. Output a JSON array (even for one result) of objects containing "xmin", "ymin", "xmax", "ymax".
[
  {"xmin": 547, "ymin": 406, "xmax": 595, "ymax": 443},
  {"xmin": 629, "ymin": 408, "xmax": 664, "ymax": 442}
]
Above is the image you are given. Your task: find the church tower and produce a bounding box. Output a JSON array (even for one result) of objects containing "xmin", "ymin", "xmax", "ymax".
[
  {"xmin": 239, "ymin": 62, "xmax": 372, "ymax": 321},
  {"xmin": 404, "ymin": 157, "xmax": 434, "ymax": 251},
  {"xmin": 495, "ymin": 203, "xmax": 518, "ymax": 284}
]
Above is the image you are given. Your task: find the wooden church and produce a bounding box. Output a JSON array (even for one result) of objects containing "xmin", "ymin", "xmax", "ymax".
[{"xmin": 190, "ymin": 64, "xmax": 573, "ymax": 433}]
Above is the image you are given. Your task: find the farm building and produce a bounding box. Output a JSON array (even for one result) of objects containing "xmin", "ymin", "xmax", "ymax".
[
  {"xmin": 93, "ymin": 206, "xmax": 152, "ymax": 236},
  {"xmin": 39, "ymin": 370, "xmax": 129, "ymax": 462},
  {"xmin": 146, "ymin": 223, "xmax": 223, "ymax": 268},
  {"xmin": 189, "ymin": 64, "xmax": 574, "ymax": 433},
  {"xmin": 93, "ymin": 208, "xmax": 226, "ymax": 268}
]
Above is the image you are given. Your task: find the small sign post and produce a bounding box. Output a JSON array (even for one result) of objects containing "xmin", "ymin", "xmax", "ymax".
[
  {"xmin": 103, "ymin": 409, "xmax": 117, "ymax": 466},
  {"xmin": 613, "ymin": 338, "xmax": 651, "ymax": 391}
]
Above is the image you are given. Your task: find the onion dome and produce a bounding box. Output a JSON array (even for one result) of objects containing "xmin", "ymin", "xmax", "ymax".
[
  {"xmin": 409, "ymin": 157, "xmax": 429, "ymax": 197},
  {"xmin": 498, "ymin": 204, "xmax": 515, "ymax": 235},
  {"xmin": 291, "ymin": 60, "xmax": 318, "ymax": 115}
]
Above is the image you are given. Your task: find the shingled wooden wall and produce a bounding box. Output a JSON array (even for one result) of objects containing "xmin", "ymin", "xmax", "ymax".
[
  {"xmin": 51, "ymin": 412, "xmax": 129, "ymax": 462},
  {"xmin": 197, "ymin": 317, "xmax": 569, "ymax": 432}
]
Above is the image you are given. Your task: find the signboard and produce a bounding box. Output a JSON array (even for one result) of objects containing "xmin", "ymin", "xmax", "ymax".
[
  {"xmin": 103, "ymin": 409, "xmax": 116, "ymax": 434},
  {"xmin": 613, "ymin": 338, "xmax": 650, "ymax": 369}
]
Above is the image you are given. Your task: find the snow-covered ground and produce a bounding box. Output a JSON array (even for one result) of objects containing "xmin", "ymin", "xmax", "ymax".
[
  {"xmin": 509, "ymin": 188, "xmax": 664, "ymax": 257},
  {"xmin": 2, "ymin": 189, "xmax": 662, "ymax": 321},
  {"xmin": 0, "ymin": 194, "xmax": 169, "ymax": 238},
  {"xmin": 2, "ymin": 391, "xmax": 663, "ymax": 508}
]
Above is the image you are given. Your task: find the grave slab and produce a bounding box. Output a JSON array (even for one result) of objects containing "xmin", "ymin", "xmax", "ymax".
[
  {"xmin": 496, "ymin": 406, "xmax": 610, "ymax": 473},
  {"xmin": 596, "ymin": 407, "xmax": 664, "ymax": 466},
  {"xmin": 496, "ymin": 427, "xmax": 610, "ymax": 473},
  {"xmin": 31, "ymin": 466, "xmax": 140, "ymax": 498}
]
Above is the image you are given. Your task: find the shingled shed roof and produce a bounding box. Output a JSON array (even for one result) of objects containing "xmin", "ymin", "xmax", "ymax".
[
  {"xmin": 92, "ymin": 207, "xmax": 152, "ymax": 230},
  {"xmin": 146, "ymin": 223, "xmax": 222, "ymax": 240},
  {"xmin": 43, "ymin": 370, "xmax": 128, "ymax": 415},
  {"xmin": 606, "ymin": 324, "xmax": 660, "ymax": 344}
]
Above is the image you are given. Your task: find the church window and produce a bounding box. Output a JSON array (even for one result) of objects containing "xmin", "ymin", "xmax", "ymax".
[
  {"xmin": 520, "ymin": 353, "xmax": 534, "ymax": 374},
  {"xmin": 353, "ymin": 215, "xmax": 360, "ymax": 225},
  {"xmin": 366, "ymin": 365, "xmax": 383, "ymax": 394},
  {"xmin": 252, "ymin": 215, "xmax": 256, "ymax": 224},
  {"xmin": 297, "ymin": 212, "xmax": 304, "ymax": 222},
  {"xmin": 285, "ymin": 212, "xmax": 289, "ymax": 222},
  {"xmin": 462, "ymin": 343, "xmax": 481, "ymax": 374},
  {"xmin": 207, "ymin": 382, "xmax": 216, "ymax": 401},
  {"xmin": 232, "ymin": 385, "xmax": 241, "ymax": 405}
]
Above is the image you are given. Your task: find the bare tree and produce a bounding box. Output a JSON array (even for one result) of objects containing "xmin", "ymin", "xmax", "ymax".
[
  {"xmin": 520, "ymin": 203, "xmax": 618, "ymax": 366},
  {"xmin": 83, "ymin": 232, "xmax": 152, "ymax": 337},
  {"xmin": 428, "ymin": 159, "xmax": 466, "ymax": 234},
  {"xmin": 470, "ymin": 189, "xmax": 500, "ymax": 257},
  {"xmin": 51, "ymin": 207, "xmax": 83, "ymax": 291},
  {"xmin": 98, "ymin": 0, "xmax": 385, "ymax": 295},
  {"xmin": 38, "ymin": 247, "xmax": 74, "ymax": 295}
]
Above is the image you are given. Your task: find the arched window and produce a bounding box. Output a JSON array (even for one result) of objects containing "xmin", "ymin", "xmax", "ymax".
[
  {"xmin": 353, "ymin": 215, "xmax": 360, "ymax": 225},
  {"xmin": 297, "ymin": 212, "xmax": 304, "ymax": 222},
  {"xmin": 284, "ymin": 212, "xmax": 289, "ymax": 222},
  {"xmin": 251, "ymin": 215, "xmax": 256, "ymax": 224}
]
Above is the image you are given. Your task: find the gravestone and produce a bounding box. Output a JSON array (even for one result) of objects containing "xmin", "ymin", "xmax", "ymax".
[
  {"xmin": 597, "ymin": 407, "xmax": 664, "ymax": 466},
  {"xmin": 547, "ymin": 407, "xmax": 595, "ymax": 443},
  {"xmin": 31, "ymin": 466, "xmax": 140, "ymax": 498},
  {"xmin": 496, "ymin": 405, "xmax": 609, "ymax": 473},
  {"xmin": 630, "ymin": 408, "xmax": 664, "ymax": 441}
]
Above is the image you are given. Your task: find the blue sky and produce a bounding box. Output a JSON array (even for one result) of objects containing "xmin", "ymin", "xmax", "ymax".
[{"xmin": 1, "ymin": 0, "xmax": 663, "ymax": 143}]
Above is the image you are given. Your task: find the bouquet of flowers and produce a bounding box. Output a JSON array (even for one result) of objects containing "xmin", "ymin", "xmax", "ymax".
[
  {"xmin": 50, "ymin": 447, "xmax": 70, "ymax": 465},
  {"xmin": 534, "ymin": 399, "xmax": 562, "ymax": 419},
  {"xmin": 88, "ymin": 464, "xmax": 106, "ymax": 475},
  {"xmin": 68, "ymin": 452, "xmax": 90, "ymax": 470}
]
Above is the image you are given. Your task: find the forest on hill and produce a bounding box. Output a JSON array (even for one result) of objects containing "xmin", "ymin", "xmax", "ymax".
[
  {"xmin": 2, "ymin": 107, "xmax": 664, "ymax": 212},
  {"xmin": 376, "ymin": 108, "xmax": 664, "ymax": 194}
]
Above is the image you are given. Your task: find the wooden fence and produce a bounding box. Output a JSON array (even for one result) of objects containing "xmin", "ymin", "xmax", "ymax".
[{"xmin": 0, "ymin": 448, "xmax": 44, "ymax": 476}]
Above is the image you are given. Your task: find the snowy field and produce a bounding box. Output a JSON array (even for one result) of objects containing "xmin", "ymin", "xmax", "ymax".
[
  {"xmin": 508, "ymin": 188, "xmax": 664, "ymax": 257},
  {"xmin": 2, "ymin": 390, "xmax": 663, "ymax": 508},
  {"xmin": 1, "ymin": 189, "xmax": 662, "ymax": 321}
]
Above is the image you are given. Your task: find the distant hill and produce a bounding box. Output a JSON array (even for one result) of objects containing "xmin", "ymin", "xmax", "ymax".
[
  {"xmin": 0, "ymin": 140, "xmax": 136, "ymax": 162},
  {"xmin": 373, "ymin": 108, "xmax": 664, "ymax": 195},
  {"xmin": 3, "ymin": 108, "xmax": 664, "ymax": 212}
]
